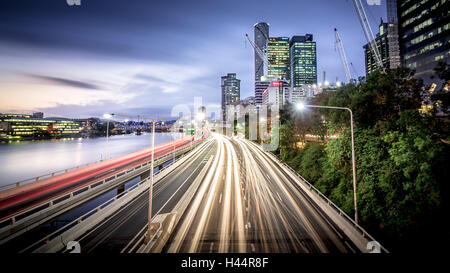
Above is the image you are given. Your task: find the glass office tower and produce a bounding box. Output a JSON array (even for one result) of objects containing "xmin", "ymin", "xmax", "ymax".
[
  {"xmin": 397, "ymin": 0, "xmax": 450, "ymax": 85},
  {"xmin": 268, "ymin": 37, "xmax": 290, "ymax": 82},
  {"xmin": 290, "ymin": 34, "xmax": 317, "ymax": 86},
  {"xmin": 364, "ymin": 19, "xmax": 401, "ymax": 75}
]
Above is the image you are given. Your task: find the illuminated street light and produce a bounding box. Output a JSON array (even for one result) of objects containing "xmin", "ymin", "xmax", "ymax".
[
  {"xmin": 324, "ymin": 81, "xmax": 330, "ymax": 86},
  {"xmin": 196, "ymin": 112, "xmax": 206, "ymax": 121},
  {"xmin": 295, "ymin": 104, "xmax": 359, "ymax": 224},
  {"xmin": 336, "ymin": 81, "xmax": 342, "ymax": 87},
  {"xmin": 295, "ymin": 102, "xmax": 305, "ymax": 111}
]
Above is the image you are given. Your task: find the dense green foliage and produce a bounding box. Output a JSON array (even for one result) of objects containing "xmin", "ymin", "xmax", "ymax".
[{"xmin": 277, "ymin": 66, "xmax": 450, "ymax": 251}]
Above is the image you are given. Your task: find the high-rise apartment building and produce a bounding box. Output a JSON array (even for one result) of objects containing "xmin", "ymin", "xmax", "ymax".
[
  {"xmin": 262, "ymin": 81, "xmax": 289, "ymax": 107},
  {"xmin": 221, "ymin": 73, "xmax": 240, "ymax": 119},
  {"xmin": 255, "ymin": 80, "xmax": 270, "ymax": 106},
  {"xmin": 397, "ymin": 0, "xmax": 450, "ymax": 85},
  {"xmin": 268, "ymin": 37, "xmax": 290, "ymax": 82},
  {"xmin": 290, "ymin": 34, "xmax": 317, "ymax": 86}
]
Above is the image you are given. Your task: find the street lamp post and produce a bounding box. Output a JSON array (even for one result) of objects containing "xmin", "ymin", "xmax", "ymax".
[
  {"xmin": 106, "ymin": 120, "xmax": 109, "ymax": 160},
  {"xmin": 173, "ymin": 127, "xmax": 176, "ymax": 164},
  {"xmin": 190, "ymin": 119, "xmax": 195, "ymax": 150},
  {"xmin": 110, "ymin": 113, "xmax": 180, "ymax": 242},
  {"xmin": 296, "ymin": 103, "xmax": 359, "ymax": 224}
]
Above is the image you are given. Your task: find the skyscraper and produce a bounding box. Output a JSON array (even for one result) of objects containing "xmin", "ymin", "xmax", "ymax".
[
  {"xmin": 254, "ymin": 22, "xmax": 269, "ymax": 82},
  {"xmin": 268, "ymin": 37, "xmax": 290, "ymax": 82},
  {"xmin": 290, "ymin": 34, "xmax": 317, "ymax": 86},
  {"xmin": 254, "ymin": 22, "xmax": 269, "ymax": 105},
  {"xmin": 397, "ymin": 0, "xmax": 450, "ymax": 85},
  {"xmin": 255, "ymin": 80, "xmax": 270, "ymax": 106},
  {"xmin": 386, "ymin": 0, "xmax": 398, "ymax": 23},
  {"xmin": 364, "ymin": 18, "xmax": 401, "ymax": 75},
  {"xmin": 221, "ymin": 73, "xmax": 240, "ymax": 119}
]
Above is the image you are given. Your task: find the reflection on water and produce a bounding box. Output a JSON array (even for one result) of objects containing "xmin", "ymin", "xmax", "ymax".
[{"xmin": 0, "ymin": 133, "xmax": 183, "ymax": 186}]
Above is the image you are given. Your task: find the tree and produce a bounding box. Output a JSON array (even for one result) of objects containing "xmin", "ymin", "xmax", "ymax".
[
  {"xmin": 431, "ymin": 62, "xmax": 450, "ymax": 114},
  {"xmin": 273, "ymin": 66, "xmax": 449, "ymax": 251}
]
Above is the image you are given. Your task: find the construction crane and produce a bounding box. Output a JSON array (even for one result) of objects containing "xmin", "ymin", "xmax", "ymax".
[
  {"xmin": 245, "ymin": 33, "xmax": 279, "ymax": 81},
  {"xmin": 350, "ymin": 62, "xmax": 359, "ymax": 81},
  {"xmin": 352, "ymin": 0, "xmax": 384, "ymax": 70},
  {"xmin": 334, "ymin": 28, "xmax": 352, "ymax": 83}
]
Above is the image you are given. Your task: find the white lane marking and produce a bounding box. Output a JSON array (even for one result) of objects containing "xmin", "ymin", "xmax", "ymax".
[
  {"xmin": 121, "ymin": 225, "xmax": 147, "ymax": 253},
  {"xmin": 219, "ymin": 193, "xmax": 222, "ymax": 204},
  {"xmin": 276, "ymin": 192, "xmax": 282, "ymax": 202},
  {"xmin": 248, "ymin": 221, "xmax": 251, "ymax": 229},
  {"xmin": 209, "ymin": 242, "xmax": 214, "ymax": 253},
  {"xmin": 251, "ymin": 244, "xmax": 256, "ymax": 252},
  {"xmin": 344, "ymin": 241, "xmax": 356, "ymax": 253}
]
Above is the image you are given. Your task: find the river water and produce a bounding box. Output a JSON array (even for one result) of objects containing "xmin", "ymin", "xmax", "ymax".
[{"xmin": 0, "ymin": 132, "xmax": 183, "ymax": 187}]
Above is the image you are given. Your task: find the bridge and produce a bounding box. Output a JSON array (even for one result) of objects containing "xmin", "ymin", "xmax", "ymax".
[{"xmin": 0, "ymin": 132, "xmax": 387, "ymax": 253}]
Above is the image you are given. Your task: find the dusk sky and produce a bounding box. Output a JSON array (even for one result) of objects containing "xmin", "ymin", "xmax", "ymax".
[{"xmin": 0, "ymin": 0, "xmax": 386, "ymax": 119}]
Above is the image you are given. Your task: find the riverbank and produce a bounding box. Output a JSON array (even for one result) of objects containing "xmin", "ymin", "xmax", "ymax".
[{"xmin": 0, "ymin": 132, "xmax": 184, "ymax": 186}]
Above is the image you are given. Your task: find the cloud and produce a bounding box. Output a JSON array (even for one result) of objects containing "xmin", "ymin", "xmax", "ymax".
[
  {"xmin": 0, "ymin": 0, "xmax": 387, "ymax": 118},
  {"xmin": 27, "ymin": 74, "xmax": 102, "ymax": 90}
]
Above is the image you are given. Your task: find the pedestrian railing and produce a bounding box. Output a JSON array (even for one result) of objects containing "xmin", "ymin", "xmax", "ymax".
[{"xmin": 21, "ymin": 175, "xmax": 150, "ymax": 253}]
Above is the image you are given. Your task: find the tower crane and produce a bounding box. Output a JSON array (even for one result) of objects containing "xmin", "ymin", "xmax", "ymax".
[
  {"xmin": 334, "ymin": 28, "xmax": 352, "ymax": 83},
  {"xmin": 350, "ymin": 62, "xmax": 359, "ymax": 81},
  {"xmin": 352, "ymin": 0, "xmax": 384, "ymax": 71},
  {"xmin": 245, "ymin": 34, "xmax": 279, "ymax": 81}
]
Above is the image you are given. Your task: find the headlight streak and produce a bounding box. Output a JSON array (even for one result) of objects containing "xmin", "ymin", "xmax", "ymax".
[{"xmin": 164, "ymin": 134, "xmax": 353, "ymax": 253}]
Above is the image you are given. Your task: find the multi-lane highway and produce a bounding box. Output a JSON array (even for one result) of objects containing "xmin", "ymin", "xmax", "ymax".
[
  {"xmin": 68, "ymin": 137, "xmax": 217, "ymax": 253},
  {"xmin": 164, "ymin": 134, "xmax": 358, "ymax": 253},
  {"xmin": 4, "ymin": 132, "xmax": 370, "ymax": 253}
]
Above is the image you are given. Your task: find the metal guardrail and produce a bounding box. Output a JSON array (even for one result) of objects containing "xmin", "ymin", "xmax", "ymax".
[
  {"xmin": 19, "ymin": 140, "xmax": 204, "ymax": 253},
  {"xmin": 265, "ymin": 150, "xmax": 389, "ymax": 253},
  {"xmin": 21, "ymin": 176, "xmax": 149, "ymax": 253},
  {"xmin": 0, "ymin": 141, "xmax": 201, "ymax": 230}
]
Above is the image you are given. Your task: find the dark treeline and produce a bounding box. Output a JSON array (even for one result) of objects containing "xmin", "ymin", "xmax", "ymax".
[{"xmin": 276, "ymin": 63, "xmax": 450, "ymax": 252}]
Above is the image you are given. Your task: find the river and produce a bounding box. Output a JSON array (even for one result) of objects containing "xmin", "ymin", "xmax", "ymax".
[{"xmin": 0, "ymin": 132, "xmax": 184, "ymax": 187}]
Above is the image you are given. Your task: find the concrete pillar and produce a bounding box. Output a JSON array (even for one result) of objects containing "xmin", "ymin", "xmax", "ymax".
[
  {"xmin": 140, "ymin": 170, "xmax": 150, "ymax": 181},
  {"xmin": 117, "ymin": 184, "xmax": 125, "ymax": 196}
]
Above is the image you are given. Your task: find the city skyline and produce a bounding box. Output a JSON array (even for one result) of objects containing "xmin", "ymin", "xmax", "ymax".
[
  {"xmin": 0, "ymin": 0, "xmax": 448, "ymax": 258},
  {"xmin": 0, "ymin": 0, "xmax": 385, "ymax": 118}
]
